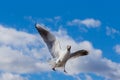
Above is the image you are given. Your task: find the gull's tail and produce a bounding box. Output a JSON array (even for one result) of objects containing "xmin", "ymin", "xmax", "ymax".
[{"xmin": 48, "ymin": 58, "xmax": 56, "ymax": 68}]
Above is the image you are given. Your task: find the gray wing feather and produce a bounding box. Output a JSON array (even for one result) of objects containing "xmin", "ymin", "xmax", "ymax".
[
  {"xmin": 35, "ymin": 24, "xmax": 60, "ymax": 58},
  {"xmin": 69, "ymin": 50, "xmax": 88, "ymax": 59}
]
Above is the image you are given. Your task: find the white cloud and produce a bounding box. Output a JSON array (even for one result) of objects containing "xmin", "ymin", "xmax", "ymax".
[
  {"xmin": 0, "ymin": 25, "xmax": 50, "ymax": 73},
  {"xmin": 65, "ymin": 40, "xmax": 120, "ymax": 80},
  {"xmin": 53, "ymin": 29, "xmax": 120, "ymax": 80},
  {"xmin": 0, "ymin": 25, "xmax": 39, "ymax": 47},
  {"xmin": 114, "ymin": 44, "xmax": 120, "ymax": 54},
  {"xmin": 0, "ymin": 45, "xmax": 50, "ymax": 73},
  {"xmin": 106, "ymin": 26, "xmax": 120, "ymax": 38},
  {"xmin": 51, "ymin": 28, "xmax": 120, "ymax": 80},
  {"xmin": 0, "ymin": 73, "xmax": 27, "ymax": 80},
  {"xmin": 0, "ymin": 24, "xmax": 120, "ymax": 80},
  {"xmin": 67, "ymin": 18, "xmax": 101, "ymax": 28}
]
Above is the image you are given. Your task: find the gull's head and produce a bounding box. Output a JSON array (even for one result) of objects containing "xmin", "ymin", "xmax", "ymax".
[{"xmin": 67, "ymin": 45, "xmax": 71, "ymax": 51}]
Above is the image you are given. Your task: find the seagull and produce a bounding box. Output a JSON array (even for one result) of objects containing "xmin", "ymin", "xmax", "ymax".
[{"xmin": 35, "ymin": 24, "xmax": 88, "ymax": 72}]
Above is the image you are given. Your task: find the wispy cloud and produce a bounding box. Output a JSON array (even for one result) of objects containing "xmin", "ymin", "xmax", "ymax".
[
  {"xmin": 106, "ymin": 26, "xmax": 120, "ymax": 38},
  {"xmin": 67, "ymin": 18, "xmax": 101, "ymax": 28},
  {"xmin": 45, "ymin": 16, "xmax": 61, "ymax": 22},
  {"xmin": 24, "ymin": 16, "xmax": 62, "ymax": 28},
  {"xmin": 114, "ymin": 44, "xmax": 120, "ymax": 54},
  {"xmin": 0, "ymin": 24, "xmax": 120, "ymax": 80},
  {"xmin": 24, "ymin": 16, "xmax": 36, "ymax": 24}
]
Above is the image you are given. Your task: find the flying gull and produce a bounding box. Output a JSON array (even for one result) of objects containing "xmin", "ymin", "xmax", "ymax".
[{"xmin": 35, "ymin": 24, "xmax": 88, "ymax": 72}]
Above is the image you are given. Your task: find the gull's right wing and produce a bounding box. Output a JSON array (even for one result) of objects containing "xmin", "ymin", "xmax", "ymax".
[
  {"xmin": 69, "ymin": 50, "xmax": 88, "ymax": 59},
  {"xmin": 35, "ymin": 24, "xmax": 61, "ymax": 58}
]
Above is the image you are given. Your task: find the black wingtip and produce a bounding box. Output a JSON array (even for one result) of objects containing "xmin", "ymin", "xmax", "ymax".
[
  {"xmin": 35, "ymin": 23, "xmax": 38, "ymax": 28},
  {"xmin": 84, "ymin": 50, "xmax": 89, "ymax": 55},
  {"xmin": 81, "ymin": 50, "xmax": 89, "ymax": 55}
]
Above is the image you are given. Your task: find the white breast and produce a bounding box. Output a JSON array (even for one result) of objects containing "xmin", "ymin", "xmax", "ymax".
[{"xmin": 55, "ymin": 50, "xmax": 70, "ymax": 67}]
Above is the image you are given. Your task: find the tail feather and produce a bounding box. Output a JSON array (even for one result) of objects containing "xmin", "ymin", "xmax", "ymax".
[{"xmin": 48, "ymin": 58, "xmax": 56, "ymax": 68}]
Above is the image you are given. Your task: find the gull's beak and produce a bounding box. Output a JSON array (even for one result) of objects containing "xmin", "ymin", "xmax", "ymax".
[{"xmin": 67, "ymin": 45, "xmax": 71, "ymax": 51}]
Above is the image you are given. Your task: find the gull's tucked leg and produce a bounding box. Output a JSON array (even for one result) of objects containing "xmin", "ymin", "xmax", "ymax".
[
  {"xmin": 52, "ymin": 67, "xmax": 56, "ymax": 71},
  {"xmin": 64, "ymin": 69, "xmax": 67, "ymax": 73},
  {"xmin": 63, "ymin": 64, "xmax": 67, "ymax": 73},
  {"xmin": 52, "ymin": 59, "xmax": 60, "ymax": 71},
  {"xmin": 52, "ymin": 63, "xmax": 57, "ymax": 71}
]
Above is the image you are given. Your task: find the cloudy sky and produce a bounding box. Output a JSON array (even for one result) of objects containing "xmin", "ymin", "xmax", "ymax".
[{"xmin": 0, "ymin": 0, "xmax": 120, "ymax": 80}]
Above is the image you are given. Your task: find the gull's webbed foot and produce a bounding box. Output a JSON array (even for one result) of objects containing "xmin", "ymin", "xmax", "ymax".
[
  {"xmin": 52, "ymin": 68, "xmax": 56, "ymax": 71},
  {"xmin": 64, "ymin": 69, "xmax": 67, "ymax": 73}
]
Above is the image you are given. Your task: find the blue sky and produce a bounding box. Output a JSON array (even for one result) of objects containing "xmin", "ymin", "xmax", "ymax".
[{"xmin": 0, "ymin": 0, "xmax": 120, "ymax": 80}]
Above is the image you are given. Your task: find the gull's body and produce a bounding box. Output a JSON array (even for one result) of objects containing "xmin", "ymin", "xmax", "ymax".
[{"xmin": 35, "ymin": 24, "xmax": 88, "ymax": 72}]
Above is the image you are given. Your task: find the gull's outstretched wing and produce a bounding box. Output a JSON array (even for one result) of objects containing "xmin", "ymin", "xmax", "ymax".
[
  {"xmin": 69, "ymin": 50, "xmax": 88, "ymax": 59},
  {"xmin": 35, "ymin": 24, "xmax": 61, "ymax": 58}
]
